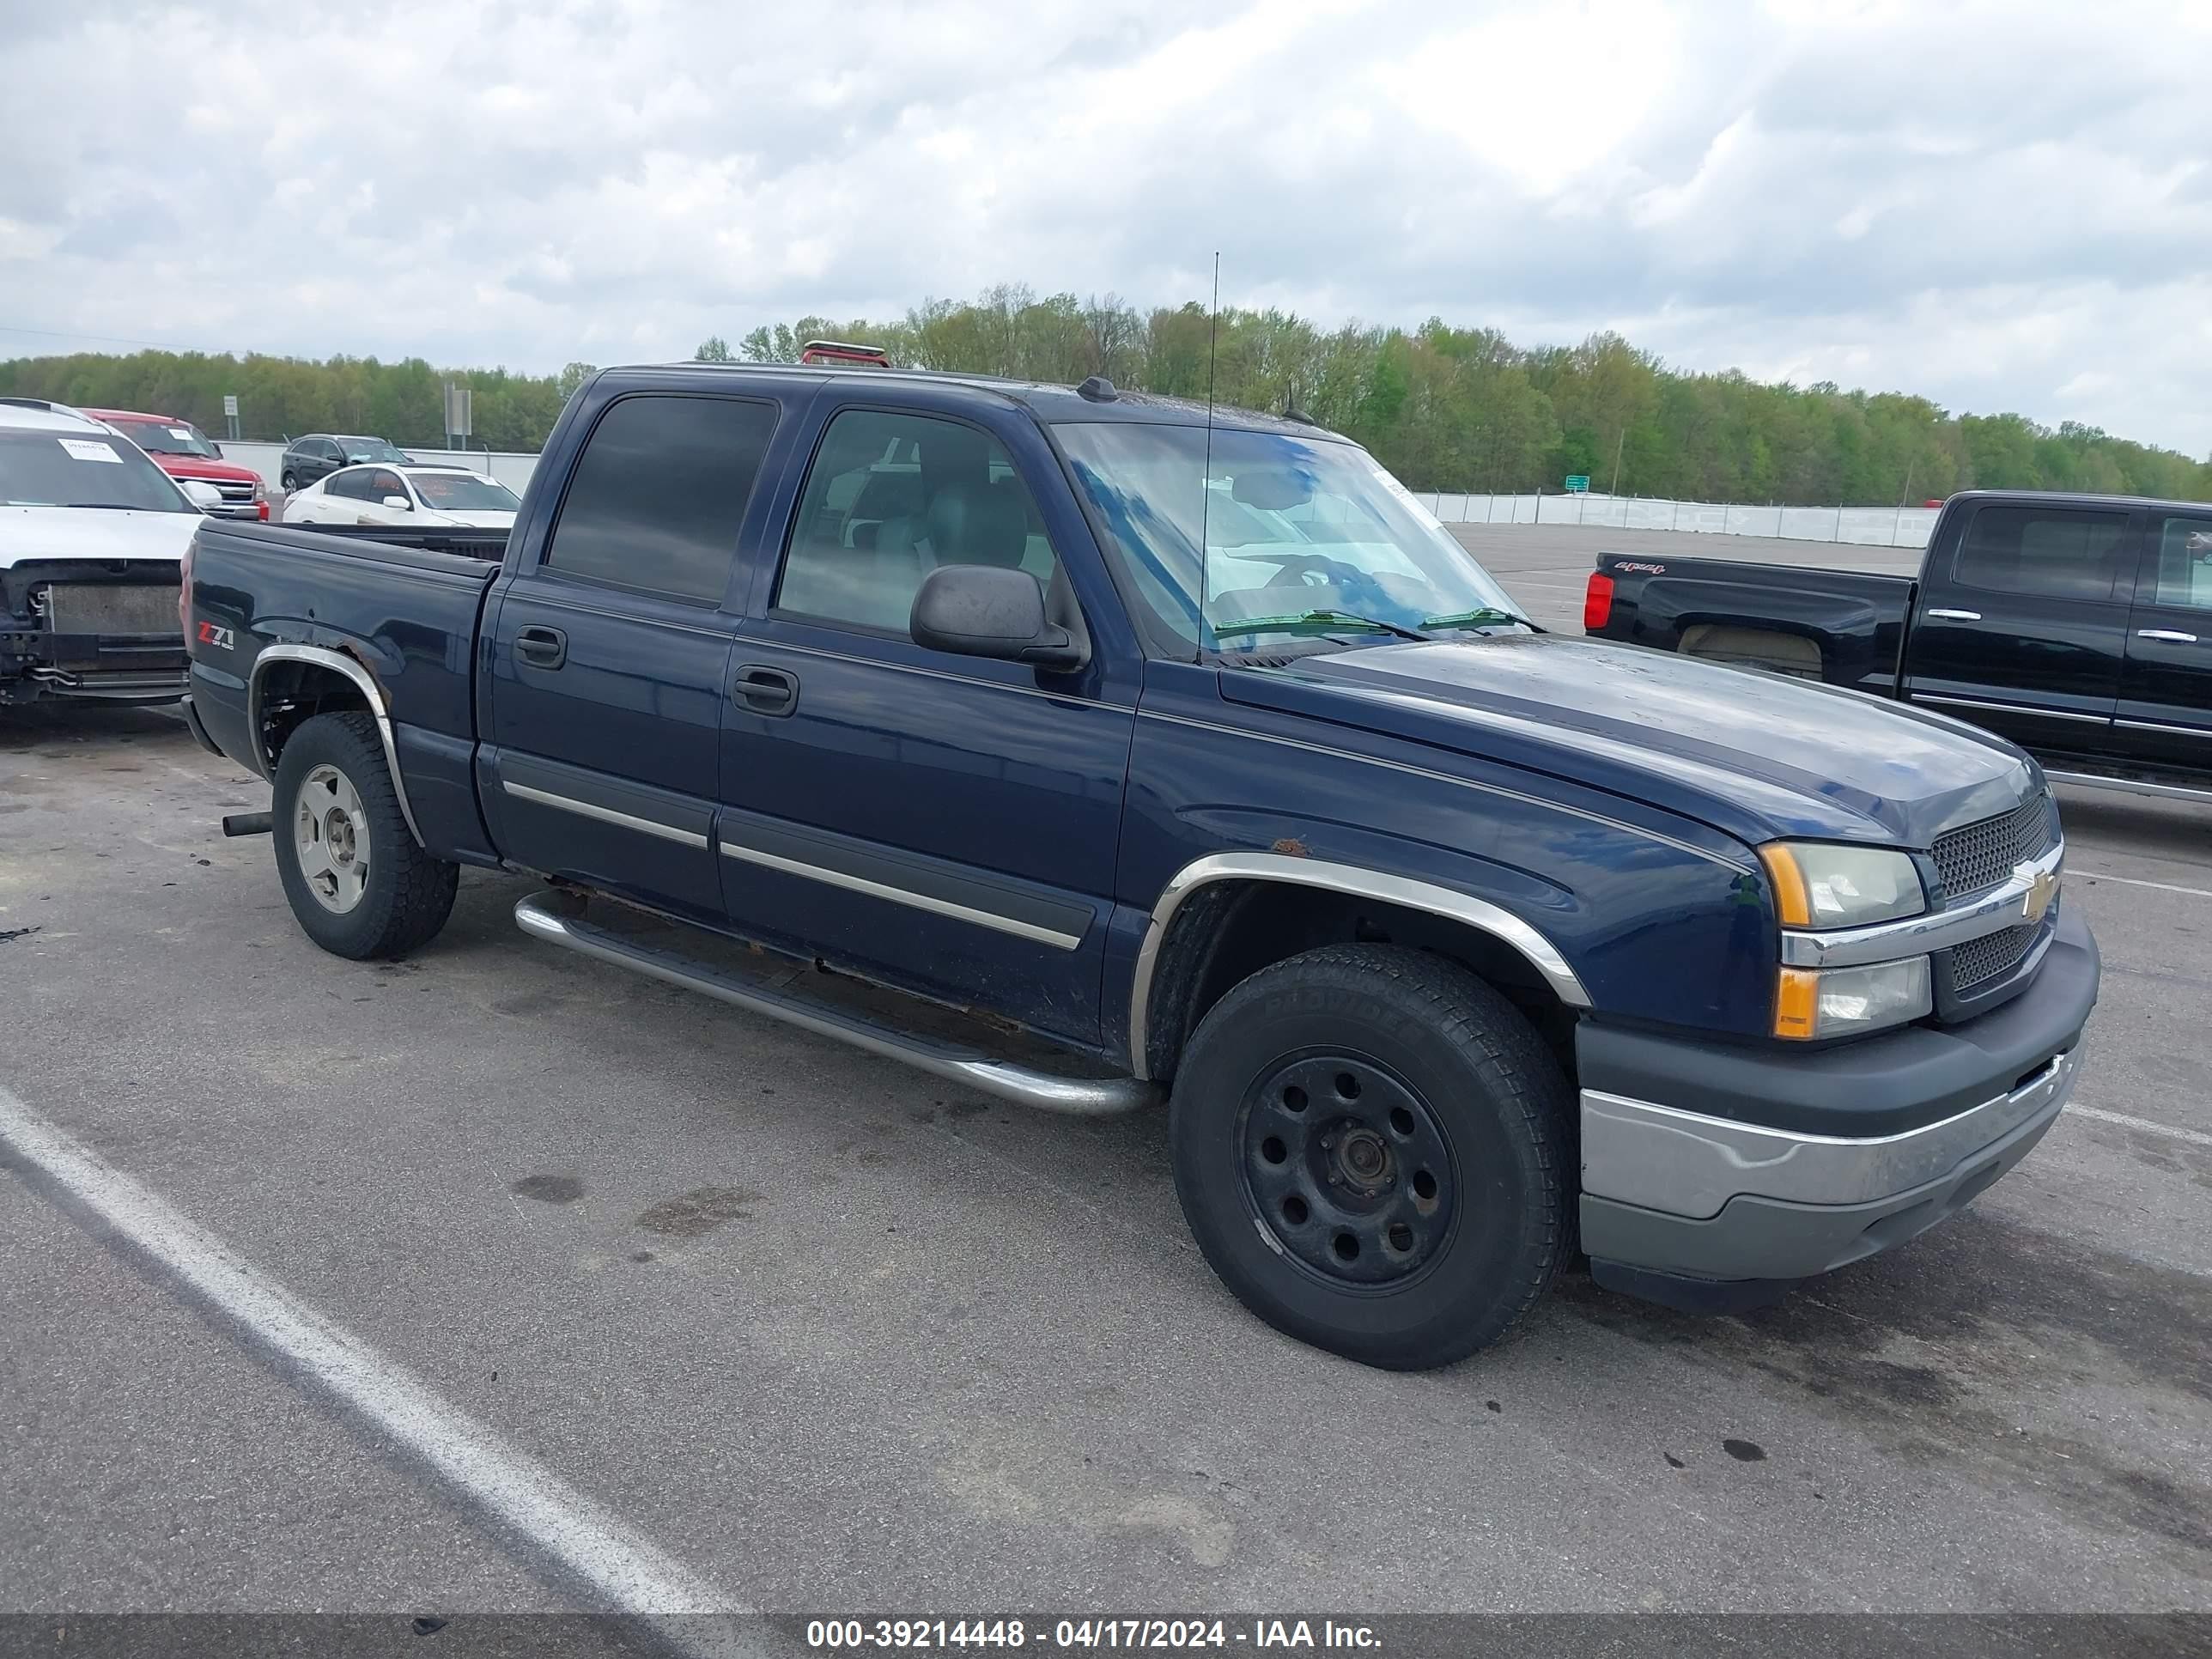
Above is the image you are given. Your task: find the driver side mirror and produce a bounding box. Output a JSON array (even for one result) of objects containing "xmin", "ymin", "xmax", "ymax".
[
  {"xmin": 381, "ymin": 495, "xmax": 412, "ymax": 511},
  {"xmin": 180, "ymin": 479, "xmax": 223, "ymax": 511},
  {"xmin": 909, "ymin": 564, "xmax": 1085, "ymax": 672}
]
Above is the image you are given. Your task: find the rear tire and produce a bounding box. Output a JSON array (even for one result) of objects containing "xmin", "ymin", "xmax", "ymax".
[
  {"xmin": 280, "ymin": 471, "xmax": 299, "ymax": 493},
  {"xmin": 271, "ymin": 712, "xmax": 458, "ymax": 959},
  {"xmin": 1169, "ymin": 945, "xmax": 1572, "ymax": 1370}
]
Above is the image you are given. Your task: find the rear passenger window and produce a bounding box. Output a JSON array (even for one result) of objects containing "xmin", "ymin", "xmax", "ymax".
[
  {"xmin": 1951, "ymin": 507, "xmax": 2128, "ymax": 601},
  {"xmin": 544, "ymin": 394, "xmax": 778, "ymax": 603},
  {"xmin": 775, "ymin": 410, "xmax": 1058, "ymax": 633},
  {"xmin": 2147, "ymin": 515, "xmax": 2212, "ymax": 612}
]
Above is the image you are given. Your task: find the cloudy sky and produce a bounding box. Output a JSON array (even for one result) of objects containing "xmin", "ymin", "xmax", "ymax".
[{"xmin": 5, "ymin": 0, "xmax": 2210, "ymax": 457}]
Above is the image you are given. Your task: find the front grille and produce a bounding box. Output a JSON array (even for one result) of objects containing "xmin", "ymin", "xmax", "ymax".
[
  {"xmin": 44, "ymin": 582, "xmax": 182, "ymax": 636},
  {"xmin": 1949, "ymin": 921, "xmax": 2041, "ymax": 991},
  {"xmin": 210, "ymin": 478, "xmax": 257, "ymax": 501},
  {"xmin": 1931, "ymin": 794, "xmax": 2058, "ymax": 898}
]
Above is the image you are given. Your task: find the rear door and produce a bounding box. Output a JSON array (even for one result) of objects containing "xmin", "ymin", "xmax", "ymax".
[
  {"xmin": 2114, "ymin": 507, "xmax": 2212, "ymax": 775},
  {"xmin": 481, "ymin": 391, "xmax": 782, "ymax": 924},
  {"xmin": 1902, "ymin": 499, "xmax": 2134, "ymax": 755}
]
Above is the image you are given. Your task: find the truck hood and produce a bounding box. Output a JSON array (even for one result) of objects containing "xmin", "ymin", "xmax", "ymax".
[
  {"xmin": 1222, "ymin": 634, "xmax": 2034, "ymax": 848},
  {"xmin": 154, "ymin": 455, "xmax": 262, "ymax": 484},
  {"xmin": 0, "ymin": 505, "xmax": 202, "ymax": 571}
]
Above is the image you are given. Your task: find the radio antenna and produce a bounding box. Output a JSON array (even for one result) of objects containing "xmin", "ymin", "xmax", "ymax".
[{"xmin": 1199, "ymin": 252, "xmax": 1220, "ymax": 620}]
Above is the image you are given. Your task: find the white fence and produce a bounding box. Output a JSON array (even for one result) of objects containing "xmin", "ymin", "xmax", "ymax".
[
  {"xmin": 1420, "ymin": 492, "xmax": 1940, "ymax": 548},
  {"xmin": 217, "ymin": 439, "xmax": 1938, "ymax": 550},
  {"xmin": 222, "ymin": 441, "xmax": 540, "ymax": 496}
]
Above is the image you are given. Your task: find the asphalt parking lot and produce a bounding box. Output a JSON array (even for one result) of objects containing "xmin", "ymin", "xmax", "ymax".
[{"xmin": 3, "ymin": 526, "xmax": 2209, "ymax": 1633}]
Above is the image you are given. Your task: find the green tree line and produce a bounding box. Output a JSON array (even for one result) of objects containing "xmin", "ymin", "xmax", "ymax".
[{"xmin": 6, "ymin": 287, "xmax": 2204, "ymax": 503}]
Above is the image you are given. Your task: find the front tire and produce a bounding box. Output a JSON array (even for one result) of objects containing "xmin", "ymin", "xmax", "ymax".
[
  {"xmin": 1170, "ymin": 945, "xmax": 1572, "ymax": 1370},
  {"xmin": 271, "ymin": 712, "xmax": 458, "ymax": 959}
]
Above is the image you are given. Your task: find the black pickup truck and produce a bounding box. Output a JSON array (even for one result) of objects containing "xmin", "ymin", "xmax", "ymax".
[
  {"xmin": 1585, "ymin": 489, "xmax": 2212, "ymax": 804},
  {"xmin": 180, "ymin": 365, "xmax": 2098, "ymax": 1368}
]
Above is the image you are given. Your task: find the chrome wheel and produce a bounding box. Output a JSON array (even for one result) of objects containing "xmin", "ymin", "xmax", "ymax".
[{"xmin": 293, "ymin": 763, "xmax": 372, "ymax": 915}]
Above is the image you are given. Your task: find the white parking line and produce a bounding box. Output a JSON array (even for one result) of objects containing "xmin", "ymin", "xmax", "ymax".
[
  {"xmin": 2074, "ymin": 870, "xmax": 2212, "ymax": 901},
  {"xmin": 0, "ymin": 1085, "xmax": 767, "ymax": 1656},
  {"xmin": 2069, "ymin": 1103, "xmax": 2212, "ymax": 1150}
]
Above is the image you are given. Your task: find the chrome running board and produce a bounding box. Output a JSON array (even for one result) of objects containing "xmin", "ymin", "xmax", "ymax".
[{"xmin": 514, "ymin": 892, "xmax": 1158, "ymax": 1118}]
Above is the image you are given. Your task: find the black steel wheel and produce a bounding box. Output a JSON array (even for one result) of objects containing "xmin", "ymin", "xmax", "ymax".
[
  {"xmin": 1238, "ymin": 1053, "xmax": 1458, "ymax": 1290},
  {"xmin": 1170, "ymin": 944, "xmax": 1572, "ymax": 1370}
]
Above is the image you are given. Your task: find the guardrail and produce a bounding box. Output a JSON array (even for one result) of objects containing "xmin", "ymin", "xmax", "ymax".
[{"xmin": 1422, "ymin": 492, "xmax": 1940, "ymax": 547}]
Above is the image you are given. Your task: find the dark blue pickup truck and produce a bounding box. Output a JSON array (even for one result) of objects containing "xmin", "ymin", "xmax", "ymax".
[{"xmin": 180, "ymin": 363, "xmax": 2099, "ymax": 1368}]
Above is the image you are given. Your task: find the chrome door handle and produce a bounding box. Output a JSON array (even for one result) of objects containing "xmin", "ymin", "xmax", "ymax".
[
  {"xmin": 1926, "ymin": 609, "xmax": 1981, "ymax": 621},
  {"xmin": 2137, "ymin": 629, "xmax": 2199, "ymax": 644}
]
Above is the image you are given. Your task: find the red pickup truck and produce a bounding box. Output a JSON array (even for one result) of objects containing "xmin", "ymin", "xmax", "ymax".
[{"xmin": 85, "ymin": 409, "xmax": 267, "ymax": 520}]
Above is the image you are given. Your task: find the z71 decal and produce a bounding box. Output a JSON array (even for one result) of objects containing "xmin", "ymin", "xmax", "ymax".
[{"xmin": 197, "ymin": 621, "xmax": 234, "ymax": 650}]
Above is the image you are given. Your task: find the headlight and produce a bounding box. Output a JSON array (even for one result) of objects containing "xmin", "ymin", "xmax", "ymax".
[
  {"xmin": 1760, "ymin": 842, "xmax": 1924, "ymax": 928},
  {"xmin": 1776, "ymin": 957, "xmax": 1931, "ymax": 1041}
]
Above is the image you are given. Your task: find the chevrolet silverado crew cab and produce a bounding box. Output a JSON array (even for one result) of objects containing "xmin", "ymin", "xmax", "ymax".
[
  {"xmin": 1585, "ymin": 489, "xmax": 2212, "ymax": 805},
  {"xmin": 179, "ymin": 365, "xmax": 2099, "ymax": 1368},
  {"xmin": 2, "ymin": 397, "xmax": 219, "ymax": 705}
]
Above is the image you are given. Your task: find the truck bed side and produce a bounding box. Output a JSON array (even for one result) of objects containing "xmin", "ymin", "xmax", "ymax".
[
  {"xmin": 183, "ymin": 520, "xmax": 503, "ymax": 865},
  {"xmin": 1588, "ymin": 553, "xmax": 1917, "ymax": 697}
]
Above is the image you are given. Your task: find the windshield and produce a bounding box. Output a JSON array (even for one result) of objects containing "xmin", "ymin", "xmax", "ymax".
[
  {"xmin": 410, "ymin": 471, "xmax": 519, "ymax": 511},
  {"xmin": 1054, "ymin": 422, "xmax": 1529, "ymax": 652},
  {"xmin": 339, "ymin": 437, "xmax": 407, "ymax": 463},
  {"xmin": 106, "ymin": 417, "xmax": 219, "ymax": 459},
  {"xmin": 0, "ymin": 429, "xmax": 192, "ymax": 512}
]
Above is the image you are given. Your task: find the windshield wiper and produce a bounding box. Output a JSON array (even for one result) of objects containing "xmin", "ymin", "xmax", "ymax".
[
  {"xmin": 1213, "ymin": 608, "xmax": 1432, "ymax": 643},
  {"xmin": 1421, "ymin": 607, "xmax": 1528, "ymax": 632}
]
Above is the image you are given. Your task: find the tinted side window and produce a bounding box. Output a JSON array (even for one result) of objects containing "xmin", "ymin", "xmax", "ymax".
[
  {"xmin": 543, "ymin": 394, "xmax": 779, "ymax": 603},
  {"xmin": 2147, "ymin": 514, "xmax": 2212, "ymax": 612},
  {"xmin": 775, "ymin": 409, "xmax": 1057, "ymax": 633},
  {"xmin": 1951, "ymin": 507, "xmax": 2128, "ymax": 601},
  {"xmin": 325, "ymin": 468, "xmax": 366, "ymax": 500}
]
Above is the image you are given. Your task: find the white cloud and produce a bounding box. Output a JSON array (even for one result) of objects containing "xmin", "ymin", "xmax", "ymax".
[{"xmin": 2, "ymin": 0, "xmax": 2209, "ymax": 457}]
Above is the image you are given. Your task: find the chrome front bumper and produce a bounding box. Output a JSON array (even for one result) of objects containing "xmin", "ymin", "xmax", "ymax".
[
  {"xmin": 1582, "ymin": 1043, "xmax": 2081, "ymax": 1220},
  {"xmin": 1578, "ymin": 1044, "xmax": 2081, "ymax": 1309}
]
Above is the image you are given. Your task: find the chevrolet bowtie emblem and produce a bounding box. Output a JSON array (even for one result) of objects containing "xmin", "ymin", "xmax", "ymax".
[{"xmin": 2020, "ymin": 866, "xmax": 2059, "ymax": 924}]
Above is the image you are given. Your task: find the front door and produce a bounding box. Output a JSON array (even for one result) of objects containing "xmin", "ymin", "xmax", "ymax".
[
  {"xmin": 2114, "ymin": 507, "xmax": 2212, "ymax": 775},
  {"xmin": 482, "ymin": 391, "xmax": 781, "ymax": 923},
  {"xmin": 717, "ymin": 398, "xmax": 1136, "ymax": 1046},
  {"xmin": 1903, "ymin": 499, "xmax": 2133, "ymax": 757}
]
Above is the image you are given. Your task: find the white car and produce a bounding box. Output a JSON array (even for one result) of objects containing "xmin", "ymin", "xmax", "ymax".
[
  {"xmin": 0, "ymin": 398, "xmax": 222, "ymax": 705},
  {"xmin": 282, "ymin": 463, "xmax": 520, "ymax": 530}
]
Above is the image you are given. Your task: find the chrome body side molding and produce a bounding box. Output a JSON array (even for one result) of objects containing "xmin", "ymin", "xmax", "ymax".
[
  {"xmin": 248, "ymin": 643, "xmax": 425, "ymax": 847},
  {"xmin": 2044, "ymin": 769, "xmax": 2212, "ymax": 805},
  {"xmin": 502, "ymin": 781, "xmax": 711, "ymax": 849},
  {"xmin": 1127, "ymin": 851, "xmax": 1590, "ymax": 1079},
  {"xmin": 514, "ymin": 893, "xmax": 1155, "ymax": 1117}
]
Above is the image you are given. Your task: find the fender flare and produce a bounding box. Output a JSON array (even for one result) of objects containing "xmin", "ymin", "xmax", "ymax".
[
  {"xmin": 1127, "ymin": 851, "xmax": 1591, "ymax": 1079},
  {"xmin": 247, "ymin": 643, "xmax": 426, "ymax": 848}
]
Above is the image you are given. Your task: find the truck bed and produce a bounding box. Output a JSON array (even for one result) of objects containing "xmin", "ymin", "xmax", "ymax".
[
  {"xmin": 184, "ymin": 517, "xmax": 503, "ymax": 860},
  {"xmin": 1588, "ymin": 551, "xmax": 1917, "ymax": 697}
]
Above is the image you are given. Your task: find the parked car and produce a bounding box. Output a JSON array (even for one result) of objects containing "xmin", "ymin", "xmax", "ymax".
[
  {"xmin": 283, "ymin": 464, "xmax": 521, "ymax": 531},
  {"xmin": 82, "ymin": 409, "xmax": 268, "ymax": 520},
  {"xmin": 278, "ymin": 434, "xmax": 413, "ymax": 493},
  {"xmin": 0, "ymin": 397, "xmax": 219, "ymax": 705},
  {"xmin": 1583, "ymin": 489, "xmax": 2212, "ymax": 804},
  {"xmin": 179, "ymin": 365, "xmax": 2097, "ymax": 1368}
]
